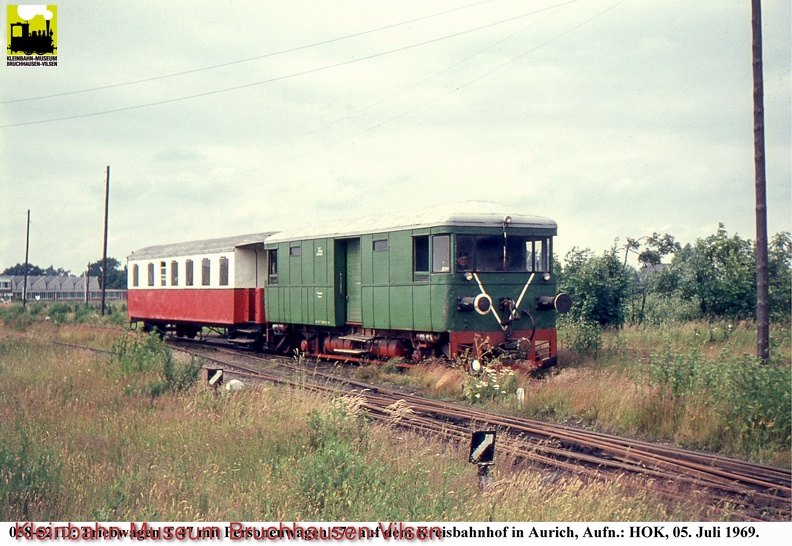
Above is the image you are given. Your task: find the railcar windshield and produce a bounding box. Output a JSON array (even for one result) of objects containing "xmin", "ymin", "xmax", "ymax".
[{"xmin": 456, "ymin": 234, "xmax": 550, "ymax": 273}]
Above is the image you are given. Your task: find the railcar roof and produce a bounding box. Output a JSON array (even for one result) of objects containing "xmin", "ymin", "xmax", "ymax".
[
  {"xmin": 267, "ymin": 201, "xmax": 556, "ymax": 244},
  {"xmin": 128, "ymin": 232, "xmax": 277, "ymax": 261}
]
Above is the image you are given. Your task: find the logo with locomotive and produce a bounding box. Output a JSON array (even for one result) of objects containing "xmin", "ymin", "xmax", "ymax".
[{"xmin": 6, "ymin": 4, "xmax": 57, "ymax": 66}]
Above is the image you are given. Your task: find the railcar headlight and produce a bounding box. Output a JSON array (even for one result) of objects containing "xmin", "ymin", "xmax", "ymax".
[
  {"xmin": 464, "ymin": 272, "xmax": 473, "ymax": 282},
  {"xmin": 474, "ymin": 293, "xmax": 492, "ymax": 315},
  {"xmin": 543, "ymin": 272, "xmax": 551, "ymax": 281}
]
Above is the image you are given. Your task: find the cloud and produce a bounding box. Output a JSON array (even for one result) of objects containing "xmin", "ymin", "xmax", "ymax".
[
  {"xmin": 17, "ymin": 5, "xmax": 53, "ymax": 21},
  {"xmin": 1, "ymin": 0, "xmax": 789, "ymax": 275}
]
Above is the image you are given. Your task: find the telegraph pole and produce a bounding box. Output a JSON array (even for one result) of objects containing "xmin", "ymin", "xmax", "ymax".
[
  {"xmin": 22, "ymin": 209, "xmax": 30, "ymax": 308},
  {"xmin": 752, "ymin": 0, "xmax": 769, "ymax": 363},
  {"xmin": 101, "ymin": 166, "xmax": 110, "ymax": 316}
]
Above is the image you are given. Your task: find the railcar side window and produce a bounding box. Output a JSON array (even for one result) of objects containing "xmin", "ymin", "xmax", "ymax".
[
  {"xmin": 201, "ymin": 258, "xmax": 211, "ymax": 286},
  {"xmin": 132, "ymin": 264, "xmax": 139, "ymax": 287},
  {"xmin": 413, "ymin": 236, "xmax": 429, "ymax": 282},
  {"xmin": 171, "ymin": 261, "xmax": 179, "ymax": 286},
  {"xmin": 268, "ymin": 250, "xmax": 278, "ymax": 285},
  {"xmin": 147, "ymin": 263, "xmax": 154, "ymax": 287},
  {"xmin": 160, "ymin": 261, "xmax": 167, "ymax": 286},
  {"xmin": 219, "ymin": 257, "xmax": 229, "ymax": 286},
  {"xmin": 185, "ymin": 259, "xmax": 194, "ymax": 286},
  {"xmin": 432, "ymin": 235, "xmax": 450, "ymax": 273},
  {"xmin": 289, "ymin": 246, "xmax": 301, "ymax": 257},
  {"xmin": 373, "ymin": 240, "xmax": 388, "ymax": 251}
]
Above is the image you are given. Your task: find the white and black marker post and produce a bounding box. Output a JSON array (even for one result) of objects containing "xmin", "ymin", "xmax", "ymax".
[
  {"xmin": 469, "ymin": 430, "xmax": 496, "ymax": 490},
  {"xmin": 207, "ymin": 368, "xmax": 224, "ymax": 392}
]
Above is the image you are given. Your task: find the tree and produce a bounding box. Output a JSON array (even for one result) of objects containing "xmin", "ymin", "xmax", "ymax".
[
  {"xmin": 2, "ymin": 263, "xmax": 70, "ymax": 276},
  {"xmin": 86, "ymin": 257, "xmax": 126, "ymax": 290},
  {"xmin": 559, "ymin": 246, "xmax": 632, "ymax": 326},
  {"xmin": 622, "ymin": 232, "xmax": 681, "ymax": 268},
  {"xmin": 676, "ymin": 225, "xmax": 757, "ymax": 320},
  {"xmin": 768, "ymin": 232, "xmax": 792, "ymax": 322}
]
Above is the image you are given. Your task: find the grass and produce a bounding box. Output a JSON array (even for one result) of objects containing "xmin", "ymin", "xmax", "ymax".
[
  {"xmin": 0, "ymin": 323, "xmax": 731, "ymax": 522},
  {"xmin": 352, "ymin": 320, "xmax": 791, "ymax": 468},
  {"xmin": 0, "ymin": 301, "xmax": 128, "ymax": 329}
]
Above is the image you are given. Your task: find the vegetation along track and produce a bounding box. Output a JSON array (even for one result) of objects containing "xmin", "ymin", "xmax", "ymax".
[
  {"xmin": 165, "ymin": 338, "xmax": 790, "ymax": 521},
  {"xmin": 47, "ymin": 336, "xmax": 790, "ymax": 521}
]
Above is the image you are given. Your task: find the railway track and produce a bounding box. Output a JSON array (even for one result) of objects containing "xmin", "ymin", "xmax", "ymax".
[{"xmin": 166, "ymin": 339, "xmax": 791, "ymax": 521}]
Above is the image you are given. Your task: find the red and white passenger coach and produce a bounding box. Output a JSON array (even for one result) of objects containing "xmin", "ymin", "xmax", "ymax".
[{"xmin": 127, "ymin": 233, "xmax": 275, "ymax": 341}]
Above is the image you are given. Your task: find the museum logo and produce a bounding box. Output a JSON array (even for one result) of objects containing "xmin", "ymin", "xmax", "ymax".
[{"xmin": 7, "ymin": 5, "xmax": 57, "ymax": 67}]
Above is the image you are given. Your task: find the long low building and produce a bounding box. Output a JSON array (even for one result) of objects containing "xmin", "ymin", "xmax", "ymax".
[{"xmin": 0, "ymin": 275, "xmax": 127, "ymax": 303}]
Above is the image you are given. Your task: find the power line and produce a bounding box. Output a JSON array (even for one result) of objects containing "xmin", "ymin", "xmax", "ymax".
[
  {"xmin": 187, "ymin": 3, "xmax": 571, "ymax": 172},
  {"xmin": 1, "ymin": 0, "xmax": 501, "ymax": 105},
  {"xmin": 1, "ymin": 0, "xmax": 580, "ymax": 128},
  {"xmin": 206, "ymin": 0, "xmax": 623, "ymax": 179}
]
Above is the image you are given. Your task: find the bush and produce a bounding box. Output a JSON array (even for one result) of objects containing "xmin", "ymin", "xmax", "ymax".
[
  {"xmin": 640, "ymin": 294, "xmax": 702, "ymax": 325},
  {"xmin": 106, "ymin": 332, "xmax": 202, "ymax": 398},
  {"xmin": 637, "ymin": 342, "xmax": 791, "ymax": 457},
  {"xmin": 461, "ymin": 364, "xmax": 518, "ymax": 403},
  {"xmin": 558, "ymin": 318, "xmax": 603, "ymax": 358}
]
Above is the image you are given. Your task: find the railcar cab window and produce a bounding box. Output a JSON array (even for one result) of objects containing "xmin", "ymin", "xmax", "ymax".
[
  {"xmin": 456, "ymin": 235, "xmax": 551, "ymax": 273},
  {"xmin": 201, "ymin": 258, "xmax": 211, "ymax": 286},
  {"xmin": 132, "ymin": 264, "xmax": 139, "ymax": 287},
  {"xmin": 219, "ymin": 257, "xmax": 229, "ymax": 286},
  {"xmin": 185, "ymin": 259, "xmax": 194, "ymax": 286},
  {"xmin": 171, "ymin": 260, "xmax": 179, "ymax": 286},
  {"xmin": 147, "ymin": 263, "xmax": 154, "ymax": 287},
  {"xmin": 432, "ymin": 235, "xmax": 450, "ymax": 273}
]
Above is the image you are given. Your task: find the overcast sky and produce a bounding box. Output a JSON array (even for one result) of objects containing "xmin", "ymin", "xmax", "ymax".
[{"xmin": 2, "ymin": 0, "xmax": 790, "ymax": 275}]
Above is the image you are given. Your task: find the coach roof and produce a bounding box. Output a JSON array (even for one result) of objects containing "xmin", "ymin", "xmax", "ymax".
[
  {"xmin": 128, "ymin": 232, "xmax": 277, "ymax": 261},
  {"xmin": 267, "ymin": 201, "xmax": 556, "ymax": 244}
]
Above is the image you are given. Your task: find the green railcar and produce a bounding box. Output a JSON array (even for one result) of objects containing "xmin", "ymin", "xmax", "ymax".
[{"xmin": 263, "ymin": 202, "xmax": 569, "ymax": 369}]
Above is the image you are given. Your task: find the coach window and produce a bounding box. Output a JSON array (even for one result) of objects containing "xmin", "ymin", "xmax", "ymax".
[
  {"xmin": 413, "ymin": 236, "xmax": 429, "ymax": 282},
  {"xmin": 202, "ymin": 258, "xmax": 211, "ymax": 286},
  {"xmin": 160, "ymin": 261, "xmax": 167, "ymax": 286},
  {"xmin": 289, "ymin": 246, "xmax": 301, "ymax": 257},
  {"xmin": 185, "ymin": 259, "xmax": 194, "ymax": 286},
  {"xmin": 268, "ymin": 249, "xmax": 278, "ymax": 285},
  {"xmin": 147, "ymin": 263, "xmax": 154, "ymax": 287},
  {"xmin": 132, "ymin": 264, "xmax": 139, "ymax": 287},
  {"xmin": 373, "ymin": 240, "xmax": 388, "ymax": 252},
  {"xmin": 219, "ymin": 257, "xmax": 229, "ymax": 286},
  {"xmin": 432, "ymin": 235, "xmax": 450, "ymax": 273},
  {"xmin": 171, "ymin": 260, "xmax": 179, "ymax": 286}
]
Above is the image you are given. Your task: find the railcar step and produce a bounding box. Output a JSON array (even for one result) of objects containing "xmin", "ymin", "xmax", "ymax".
[
  {"xmin": 235, "ymin": 328, "xmax": 261, "ymax": 335},
  {"xmin": 331, "ymin": 348, "xmax": 368, "ymax": 355},
  {"xmin": 338, "ymin": 334, "xmax": 375, "ymax": 342},
  {"xmin": 230, "ymin": 338, "xmax": 258, "ymax": 344}
]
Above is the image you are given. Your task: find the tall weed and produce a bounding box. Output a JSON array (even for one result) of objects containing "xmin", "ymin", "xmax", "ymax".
[
  {"xmin": 638, "ymin": 342, "xmax": 790, "ymax": 457},
  {"xmin": 106, "ymin": 331, "xmax": 201, "ymax": 398},
  {"xmin": 558, "ymin": 318, "xmax": 603, "ymax": 358}
]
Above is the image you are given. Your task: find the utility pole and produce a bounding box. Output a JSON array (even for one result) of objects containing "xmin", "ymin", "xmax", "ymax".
[
  {"xmin": 752, "ymin": 0, "xmax": 769, "ymax": 363},
  {"xmin": 101, "ymin": 166, "xmax": 110, "ymax": 316},
  {"xmin": 22, "ymin": 209, "xmax": 30, "ymax": 308}
]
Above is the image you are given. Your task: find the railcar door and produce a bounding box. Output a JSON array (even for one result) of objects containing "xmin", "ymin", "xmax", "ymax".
[{"xmin": 344, "ymin": 238, "xmax": 363, "ymax": 324}]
